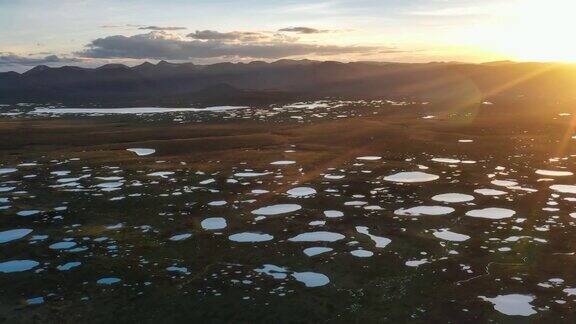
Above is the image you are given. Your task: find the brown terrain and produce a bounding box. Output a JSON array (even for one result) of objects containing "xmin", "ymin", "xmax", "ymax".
[{"xmin": 1, "ymin": 99, "xmax": 576, "ymax": 322}]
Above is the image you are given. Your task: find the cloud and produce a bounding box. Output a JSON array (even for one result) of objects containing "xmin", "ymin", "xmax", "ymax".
[
  {"xmin": 278, "ymin": 27, "xmax": 329, "ymax": 34},
  {"xmin": 78, "ymin": 31, "xmax": 382, "ymax": 60},
  {"xmin": 139, "ymin": 26, "xmax": 187, "ymax": 31},
  {"xmin": 0, "ymin": 53, "xmax": 79, "ymax": 66},
  {"xmin": 187, "ymin": 30, "xmax": 270, "ymax": 42}
]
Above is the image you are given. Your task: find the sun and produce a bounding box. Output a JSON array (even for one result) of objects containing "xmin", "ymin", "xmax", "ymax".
[{"xmin": 489, "ymin": 0, "xmax": 576, "ymax": 62}]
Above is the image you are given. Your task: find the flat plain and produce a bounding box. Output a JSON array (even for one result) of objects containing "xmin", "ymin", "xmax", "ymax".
[{"xmin": 2, "ymin": 99, "xmax": 576, "ymax": 322}]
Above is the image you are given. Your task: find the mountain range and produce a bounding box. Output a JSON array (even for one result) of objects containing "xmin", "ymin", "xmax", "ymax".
[{"xmin": 1, "ymin": 60, "xmax": 575, "ymax": 106}]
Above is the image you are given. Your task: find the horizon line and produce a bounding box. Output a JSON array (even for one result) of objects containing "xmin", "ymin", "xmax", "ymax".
[{"xmin": 3, "ymin": 59, "xmax": 575, "ymax": 75}]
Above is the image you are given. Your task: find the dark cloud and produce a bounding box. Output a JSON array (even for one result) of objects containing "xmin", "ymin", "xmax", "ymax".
[
  {"xmin": 0, "ymin": 53, "xmax": 79, "ymax": 66},
  {"xmin": 139, "ymin": 26, "xmax": 187, "ymax": 31},
  {"xmin": 187, "ymin": 30, "xmax": 268, "ymax": 42},
  {"xmin": 77, "ymin": 31, "xmax": 381, "ymax": 60},
  {"xmin": 278, "ymin": 27, "xmax": 329, "ymax": 34}
]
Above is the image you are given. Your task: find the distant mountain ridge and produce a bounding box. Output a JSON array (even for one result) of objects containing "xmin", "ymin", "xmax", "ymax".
[{"xmin": 1, "ymin": 60, "xmax": 575, "ymax": 106}]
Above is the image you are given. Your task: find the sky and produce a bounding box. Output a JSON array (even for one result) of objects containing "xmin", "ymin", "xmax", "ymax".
[{"xmin": 1, "ymin": 0, "xmax": 575, "ymax": 72}]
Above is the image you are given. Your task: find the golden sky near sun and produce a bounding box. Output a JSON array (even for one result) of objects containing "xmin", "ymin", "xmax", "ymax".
[{"xmin": 453, "ymin": 0, "xmax": 576, "ymax": 62}]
